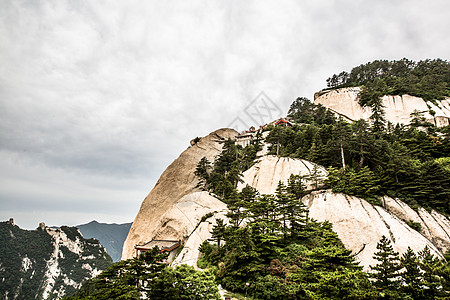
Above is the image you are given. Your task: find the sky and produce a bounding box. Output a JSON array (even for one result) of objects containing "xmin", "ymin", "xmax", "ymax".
[{"xmin": 1, "ymin": 0, "xmax": 449, "ymax": 229}]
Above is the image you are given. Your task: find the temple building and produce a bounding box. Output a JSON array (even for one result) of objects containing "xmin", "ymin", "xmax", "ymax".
[{"xmin": 134, "ymin": 239, "xmax": 181, "ymax": 263}]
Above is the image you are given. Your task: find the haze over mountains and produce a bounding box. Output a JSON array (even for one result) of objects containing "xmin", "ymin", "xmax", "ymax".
[{"xmin": 76, "ymin": 221, "xmax": 132, "ymax": 262}]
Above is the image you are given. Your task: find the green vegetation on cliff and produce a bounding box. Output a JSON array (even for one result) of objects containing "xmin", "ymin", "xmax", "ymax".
[
  {"xmin": 65, "ymin": 249, "xmax": 220, "ymax": 300},
  {"xmin": 0, "ymin": 222, "xmax": 112, "ymax": 300},
  {"xmin": 326, "ymin": 58, "xmax": 450, "ymax": 102},
  {"xmin": 269, "ymin": 97, "xmax": 450, "ymax": 213}
]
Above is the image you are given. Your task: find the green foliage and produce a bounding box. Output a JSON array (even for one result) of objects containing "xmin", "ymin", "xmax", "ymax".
[
  {"xmin": 66, "ymin": 249, "xmax": 220, "ymax": 300},
  {"xmin": 405, "ymin": 220, "xmax": 422, "ymax": 232},
  {"xmin": 200, "ymin": 187, "xmax": 377, "ymax": 299},
  {"xmin": 195, "ymin": 138, "xmax": 261, "ymax": 200},
  {"xmin": 370, "ymin": 236, "xmax": 402, "ymax": 296},
  {"xmin": 400, "ymin": 247, "xmax": 424, "ymax": 299},
  {"xmin": 288, "ymin": 96, "xmax": 336, "ymax": 125},
  {"xmin": 325, "ymin": 166, "xmax": 382, "ymax": 205},
  {"xmin": 327, "ymin": 58, "xmax": 450, "ymax": 102},
  {"xmin": 370, "ymin": 239, "xmax": 450, "ymax": 299}
]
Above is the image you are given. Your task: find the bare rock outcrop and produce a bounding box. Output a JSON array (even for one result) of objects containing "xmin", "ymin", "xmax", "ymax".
[
  {"xmin": 382, "ymin": 197, "xmax": 450, "ymax": 253},
  {"xmin": 314, "ymin": 87, "xmax": 450, "ymax": 127},
  {"xmin": 171, "ymin": 197, "xmax": 228, "ymax": 268},
  {"xmin": 122, "ymin": 128, "xmax": 238, "ymax": 260},
  {"xmin": 237, "ymin": 155, "xmax": 328, "ymax": 193},
  {"xmin": 303, "ymin": 190, "xmax": 443, "ymax": 270}
]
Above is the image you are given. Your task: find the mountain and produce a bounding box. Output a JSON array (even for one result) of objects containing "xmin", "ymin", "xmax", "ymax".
[
  {"xmin": 122, "ymin": 128, "xmax": 238, "ymax": 260},
  {"xmin": 77, "ymin": 221, "xmax": 132, "ymax": 262},
  {"xmin": 0, "ymin": 220, "xmax": 112, "ymax": 300},
  {"xmin": 122, "ymin": 129, "xmax": 450, "ymax": 270}
]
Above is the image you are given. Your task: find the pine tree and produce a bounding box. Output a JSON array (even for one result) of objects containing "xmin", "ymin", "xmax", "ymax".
[
  {"xmin": 400, "ymin": 247, "xmax": 424, "ymax": 299},
  {"xmin": 195, "ymin": 157, "xmax": 211, "ymax": 190},
  {"xmin": 370, "ymin": 236, "xmax": 402, "ymax": 297},
  {"xmin": 210, "ymin": 219, "xmax": 226, "ymax": 248},
  {"xmin": 419, "ymin": 246, "xmax": 444, "ymax": 299}
]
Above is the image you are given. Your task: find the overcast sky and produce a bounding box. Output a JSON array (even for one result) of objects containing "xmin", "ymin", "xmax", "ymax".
[{"xmin": 1, "ymin": 0, "xmax": 449, "ymax": 229}]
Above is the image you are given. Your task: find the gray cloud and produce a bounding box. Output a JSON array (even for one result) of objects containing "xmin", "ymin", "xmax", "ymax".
[{"xmin": 1, "ymin": 0, "xmax": 449, "ymax": 229}]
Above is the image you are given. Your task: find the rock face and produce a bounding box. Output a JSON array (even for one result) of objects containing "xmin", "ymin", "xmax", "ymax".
[
  {"xmin": 314, "ymin": 87, "xmax": 450, "ymax": 127},
  {"xmin": 303, "ymin": 191, "xmax": 443, "ymax": 270},
  {"xmin": 170, "ymin": 193, "xmax": 228, "ymax": 268},
  {"xmin": 382, "ymin": 197, "xmax": 450, "ymax": 253},
  {"xmin": 240, "ymin": 156, "xmax": 450, "ymax": 270},
  {"xmin": 122, "ymin": 128, "xmax": 238, "ymax": 260},
  {"xmin": 237, "ymin": 155, "xmax": 328, "ymax": 193}
]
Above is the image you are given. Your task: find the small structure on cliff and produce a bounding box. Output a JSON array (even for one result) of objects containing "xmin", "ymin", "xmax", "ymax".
[{"xmin": 134, "ymin": 239, "xmax": 181, "ymax": 263}]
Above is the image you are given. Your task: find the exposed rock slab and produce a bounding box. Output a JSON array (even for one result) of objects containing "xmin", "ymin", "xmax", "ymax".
[
  {"xmin": 152, "ymin": 191, "xmax": 227, "ymax": 241},
  {"xmin": 237, "ymin": 155, "xmax": 327, "ymax": 194},
  {"xmin": 122, "ymin": 128, "xmax": 238, "ymax": 260},
  {"xmin": 382, "ymin": 197, "xmax": 450, "ymax": 253},
  {"xmin": 171, "ymin": 205, "xmax": 228, "ymax": 269},
  {"xmin": 303, "ymin": 190, "xmax": 443, "ymax": 270},
  {"xmin": 314, "ymin": 87, "xmax": 450, "ymax": 127}
]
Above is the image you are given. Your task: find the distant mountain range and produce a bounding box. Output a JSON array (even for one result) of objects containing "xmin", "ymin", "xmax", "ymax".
[{"xmin": 76, "ymin": 220, "xmax": 132, "ymax": 262}]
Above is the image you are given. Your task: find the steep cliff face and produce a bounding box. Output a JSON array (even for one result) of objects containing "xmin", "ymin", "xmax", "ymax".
[
  {"xmin": 0, "ymin": 222, "xmax": 112, "ymax": 300},
  {"xmin": 240, "ymin": 156, "xmax": 450, "ymax": 270},
  {"xmin": 314, "ymin": 87, "xmax": 450, "ymax": 126},
  {"xmin": 122, "ymin": 128, "xmax": 238, "ymax": 260}
]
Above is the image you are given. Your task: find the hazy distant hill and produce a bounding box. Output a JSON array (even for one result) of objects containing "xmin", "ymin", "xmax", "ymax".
[{"xmin": 77, "ymin": 221, "xmax": 132, "ymax": 262}]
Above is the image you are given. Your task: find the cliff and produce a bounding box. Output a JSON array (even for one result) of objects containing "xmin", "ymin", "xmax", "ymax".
[
  {"xmin": 0, "ymin": 221, "xmax": 112, "ymax": 300},
  {"xmin": 121, "ymin": 128, "xmax": 238, "ymax": 260},
  {"xmin": 314, "ymin": 87, "xmax": 450, "ymax": 127}
]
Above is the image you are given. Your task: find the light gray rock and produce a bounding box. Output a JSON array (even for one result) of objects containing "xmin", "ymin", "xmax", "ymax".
[
  {"xmin": 237, "ymin": 155, "xmax": 327, "ymax": 194},
  {"xmin": 314, "ymin": 87, "xmax": 450, "ymax": 127},
  {"xmin": 382, "ymin": 197, "xmax": 450, "ymax": 253},
  {"xmin": 171, "ymin": 204, "xmax": 228, "ymax": 269},
  {"xmin": 303, "ymin": 190, "xmax": 443, "ymax": 270}
]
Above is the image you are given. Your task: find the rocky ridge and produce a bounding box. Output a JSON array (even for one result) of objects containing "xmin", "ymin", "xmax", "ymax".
[
  {"xmin": 0, "ymin": 222, "xmax": 112, "ymax": 300},
  {"xmin": 314, "ymin": 87, "xmax": 450, "ymax": 127}
]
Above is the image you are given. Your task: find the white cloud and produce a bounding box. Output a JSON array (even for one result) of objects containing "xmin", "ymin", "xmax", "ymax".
[{"xmin": 1, "ymin": 0, "xmax": 449, "ymax": 228}]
